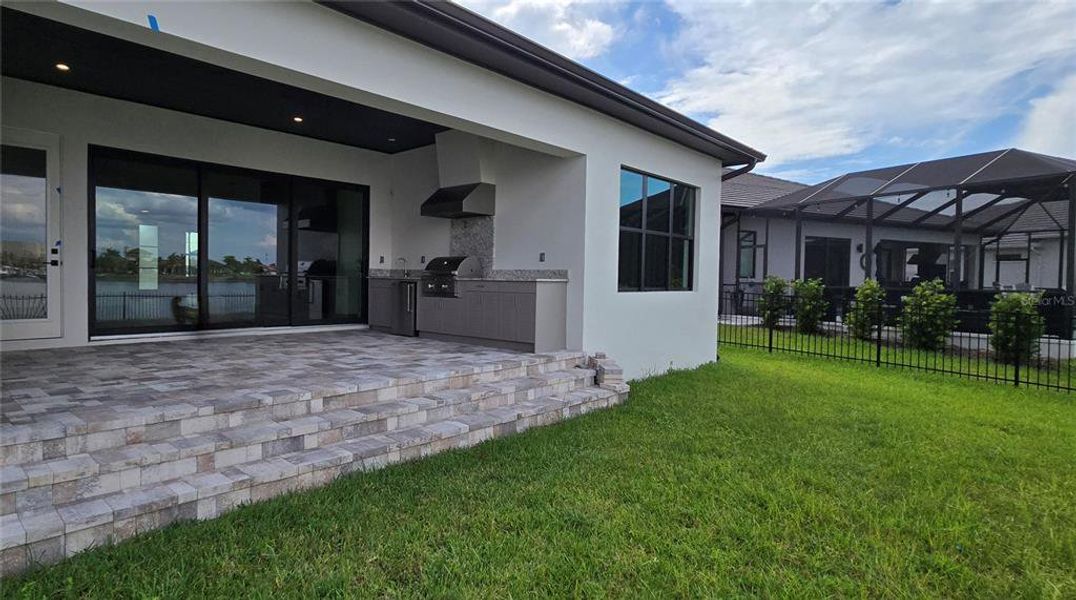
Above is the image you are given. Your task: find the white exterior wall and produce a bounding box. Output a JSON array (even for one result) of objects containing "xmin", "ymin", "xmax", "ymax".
[
  {"xmin": 723, "ymin": 215, "xmax": 976, "ymax": 288},
  {"xmin": 4, "ymin": 2, "xmax": 728, "ymax": 378},
  {"xmin": 982, "ymin": 238, "xmax": 1066, "ymax": 289},
  {"xmin": 386, "ymin": 145, "xmax": 450, "ymax": 268},
  {"xmin": 585, "ymin": 151, "xmax": 721, "ymax": 378}
]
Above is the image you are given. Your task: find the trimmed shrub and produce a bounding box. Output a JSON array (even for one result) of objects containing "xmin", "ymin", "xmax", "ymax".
[
  {"xmin": 846, "ymin": 279, "xmax": 885, "ymax": 340},
  {"xmin": 989, "ymin": 292, "xmax": 1045, "ymax": 365},
  {"xmin": 757, "ymin": 276, "xmax": 788, "ymax": 329},
  {"xmin": 791, "ymin": 278, "xmax": 829, "ymax": 334},
  {"xmin": 900, "ymin": 279, "xmax": 958, "ymax": 351}
]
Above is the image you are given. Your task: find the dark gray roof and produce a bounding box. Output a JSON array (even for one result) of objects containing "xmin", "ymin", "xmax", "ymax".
[
  {"xmin": 994, "ymin": 231, "xmax": 1061, "ymax": 247},
  {"xmin": 317, "ymin": 0, "xmax": 765, "ymax": 166},
  {"xmin": 721, "ymin": 171, "xmax": 807, "ymax": 209},
  {"xmin": 754, "ymin": 148, "xmax": 1075, "ymax": 210},
  {"xmin": 746, "ymin": 148, "xmax": 1075, "ymax": 236}
]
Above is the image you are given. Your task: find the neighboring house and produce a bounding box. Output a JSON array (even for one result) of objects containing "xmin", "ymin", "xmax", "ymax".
[
  {"xmin": 721, "ymin": 151, "xmax": 1076, "ymax": 308},
  {"xmin": 0, "ymin": 1, "xmax": 765, "ymax": 379},
  {"xmin": 719, "ymin": 171, "xmax": 808, "ymax": 292}
]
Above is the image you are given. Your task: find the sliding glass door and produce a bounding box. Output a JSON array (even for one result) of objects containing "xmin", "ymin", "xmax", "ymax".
[
  {"xmin": 292, "ymin": 180, "xmax": 365, "ymax": 325},
  {"xmin": 93, "ymin": 152, "xmax": 200, "ymax": 333},
  {"xmin": 90, "ymin": 147, "xmax": 368, "ymax": 335},
  {"xmin": 205, "ymin": 168, "xmax": 291, "ymax": 328}
]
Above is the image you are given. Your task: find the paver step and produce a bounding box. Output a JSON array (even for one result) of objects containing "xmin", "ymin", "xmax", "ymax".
[
  {"xmin": 0, "ymin": 352, "xmax": 587, "ymax": 467},
  {"xmin": 0, "ymin": 369, "xmax": 595, "ymax": 510},
  {"xmin": 0, "ymin": 383, "xmax": 626, "ymax": 570}
]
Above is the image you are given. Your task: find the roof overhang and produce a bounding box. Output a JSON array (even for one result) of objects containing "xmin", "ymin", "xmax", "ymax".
[
  {"xmin": 1, "ymin": 6, "xmax": 448, "ymax": 154},
  {"xmin": 316, "ymin": 0, "xmax": 766, "ymax": 167}
]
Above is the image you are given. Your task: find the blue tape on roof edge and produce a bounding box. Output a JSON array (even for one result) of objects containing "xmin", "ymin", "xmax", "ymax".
[{"xmin": 147, "ymin": 15, "xmax": 160, "ymax": 32}]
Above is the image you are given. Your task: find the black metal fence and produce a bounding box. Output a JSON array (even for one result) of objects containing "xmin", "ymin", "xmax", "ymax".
[
  {"xmin": 95, "ymin": 293, "xmax": 256, "ymax": 324},
  {"xmin": 0, "ymin": 293, "xmax": 261, "ymax": 324},
  {"xmin": 719, "ymin": 291, "xmax": 1076, "ymax": 392},
  {"xmin": 0, "ymin": 294, "xmax": 47, "ymax": 320}
]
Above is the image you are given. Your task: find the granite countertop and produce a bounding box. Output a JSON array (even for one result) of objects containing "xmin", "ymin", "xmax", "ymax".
[
  {"xmin": 368, "ymin": 275, "xmax": 422, "ymax": 280},
  {"xmin": 369, "ymin": 269, "xmax": 568, "ymax": 283},
  {"xmin": 368, "ymin": 275, "xmax": 567, "ymax": 283},
  {"xmin": 456, "ymin": 277, "xmax": 568, "ymax": 283}
]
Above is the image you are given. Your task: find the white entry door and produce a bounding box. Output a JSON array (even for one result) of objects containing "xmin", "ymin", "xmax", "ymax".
[{"xmin": 1, "ymin": 127, "xmax": 63, "ymax": 341}]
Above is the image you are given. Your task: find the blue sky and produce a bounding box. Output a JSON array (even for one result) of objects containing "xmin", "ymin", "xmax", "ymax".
[{"xmin": 458, "ymin": 0, "xmax": 1076, "ymax": 184}]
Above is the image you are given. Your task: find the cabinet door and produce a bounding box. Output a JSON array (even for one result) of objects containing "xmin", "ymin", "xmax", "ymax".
[
  {"xmin": 486, "ymin": 294, "xmax": 505, "ymax": 341},
  {"xmin": 416, "ymin": 296, "xmax": 441, "ymax": 332},
  {"xmin": 443, "ymin": 297, "xmax": 467, "ymax": 336},
  {"xmin": 498, "ymin": 292, "xmax": 536, "ymax": 343},
  {"xmin": 495, "ymin": 293, "xmax": 517, "ymax": 341},
  {"xmin": 464, "ymin": 291, "xmax": 486, "ymax": 338},
  {"xmin": 368, "ymin": 282, "xmax": 395, "ymax": 328},
  {"xmin": 517, "ymin": 292, "xmax": 537, "ymax": 343}
]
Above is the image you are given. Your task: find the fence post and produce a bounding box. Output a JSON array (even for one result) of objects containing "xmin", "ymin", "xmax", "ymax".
[
  {"xmin": 1013, "ymin": 312, "xmax": 1022, "ymax": 387},
  {"xmin": 122, "ymin": 292, "xmax": 127, "ymax": 320},
  {"xmin": 768, "ymin": 317, "xmax": 774, "ymax": 353},
  {"xmin": 875, "ymin": 303, "xmax": 883, "ymax": 368}
]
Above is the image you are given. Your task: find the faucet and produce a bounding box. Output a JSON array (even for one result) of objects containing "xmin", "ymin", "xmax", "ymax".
[{"xmin": 396, "ymin": 257, "xmax": 409, "ymax": 278}]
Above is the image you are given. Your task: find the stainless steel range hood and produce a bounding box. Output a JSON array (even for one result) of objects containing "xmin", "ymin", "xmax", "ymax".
[{"xmin": 420, "ymin": 182, "xmax": 495, "ymax": 218}]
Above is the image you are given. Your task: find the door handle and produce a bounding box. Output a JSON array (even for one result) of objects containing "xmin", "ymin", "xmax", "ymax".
[{"xmin": 43, "ymin": 260, "xmax": 60, "ymax": 267}]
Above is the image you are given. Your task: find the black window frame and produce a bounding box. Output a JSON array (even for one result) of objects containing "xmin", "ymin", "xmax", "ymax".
[
  {"xmin": 87, "ymin": 145, "xmax": 371, "ymax": 336},
  {"xmin": 738, "ymin": 230, "xmax": 758, "ymax": 280},
  {"xmin": 803, "ymin": 235, "xmax": 851, "ymax": 287},
  {"xmin": 618, "ymin": 167, "xmax": 696, "ymax": 292}
]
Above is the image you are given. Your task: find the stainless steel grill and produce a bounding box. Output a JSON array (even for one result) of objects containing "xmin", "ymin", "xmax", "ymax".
[{"xmin": 421, "ymin": 256, "xmax": 481, "ymax": 297}]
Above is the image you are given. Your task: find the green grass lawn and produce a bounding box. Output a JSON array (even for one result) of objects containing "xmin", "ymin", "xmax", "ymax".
[{"xmin": 5, "ymin": 348, "xmax": 1075, "ymax": 598}]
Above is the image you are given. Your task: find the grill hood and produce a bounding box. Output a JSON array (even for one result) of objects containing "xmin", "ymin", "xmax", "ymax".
[{"xmin": 420, "ymin": 182, "xmax": 495, "ymax": 218}]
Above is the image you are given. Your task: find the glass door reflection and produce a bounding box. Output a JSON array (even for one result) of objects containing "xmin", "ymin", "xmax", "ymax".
[
  {"xmin": 93, "ymin": 153, "xmax": 199, "ymax": 333},
  {"xmin": 0, "ymin": 145, "xmax": 49, "ymax": 320},
  {"xmin": 292, "ymin": 180, "xmax": 366, "ymax": 325},
  {"xmin": 205, "ymin": 169, "xmax": 291, "ymax": 327},
  {"xmin": 90, "ymin": 148, "xmax": 368, "ymax": 334}
]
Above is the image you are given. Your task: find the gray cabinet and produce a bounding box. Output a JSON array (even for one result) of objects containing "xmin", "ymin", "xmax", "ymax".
[
  {"xmin": 415, "ymin": 280, "xmax": 565, "ymax": 351},
  {"xmin": 416, "ymin": 296, "xmax": 441, "ymax": 332},
  {"xmin": 368, "ymin": 278, "xmax": 417, "ymax": 335},
  {"xmin": 368, "ymin": 279, "xmax": 396, "ymax": 329}
]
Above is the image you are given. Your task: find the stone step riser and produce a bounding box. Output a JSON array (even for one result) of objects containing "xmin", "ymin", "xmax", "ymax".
[
  {"xmin": 1, "ymin": 375, "xmax": 594, "ymax": 513},
  {"xmin": 0, "ymin": 357, "xmax": 585, "ymax": 467},
  {"xmin": 0, "ymin": 386, "xmax": 627, "ymax": 576}
]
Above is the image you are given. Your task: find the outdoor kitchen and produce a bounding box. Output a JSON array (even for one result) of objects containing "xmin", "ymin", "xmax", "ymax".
[{"xmin": 367, "ymin": 131, "xmax": 569, "ymax": 352}]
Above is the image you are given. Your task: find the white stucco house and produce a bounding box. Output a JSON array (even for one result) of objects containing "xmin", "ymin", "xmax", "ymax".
[
  {"xmin": 0, "ymin": 0, "xmax": 766, "ymax": 379},
  {"xmin": 0, "ymin": 1, "xmax": 772, "ymax": 572}
]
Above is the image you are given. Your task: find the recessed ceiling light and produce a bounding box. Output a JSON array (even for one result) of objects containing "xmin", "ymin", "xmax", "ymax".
[
  {"xmin": 55, "ymin": 63, "xmax": 70, "ymax": 72},
  {"xmin": 387, "ymin": 137, "xmax": 396, "ymax": 142},
  {"xmin": 292, "ymin": 116, "xmax": 304, "ymax": 123}
]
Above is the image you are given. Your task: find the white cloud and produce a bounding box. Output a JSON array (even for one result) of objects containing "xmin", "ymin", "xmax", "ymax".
[
  {"xmin": 257, "ymin": 233, "xmax": 278, "ymax": 251},
  {"xmin": 659, "ymin": 0, "xmax": 1076, "ymax": 167},
  {"xmin": 1017, "ymin": 74, "xmax": 1076, "ymax": 157},
  {"xmin": 456, "ymin": 0, "xmax": 618, "ymax": 60}
]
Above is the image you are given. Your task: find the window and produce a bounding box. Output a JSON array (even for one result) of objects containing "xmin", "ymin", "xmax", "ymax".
[
  {"xmin": 804, "ymin": 236, "xmax": 851, "ymax": 287},
  {"xmin": 618, "ymin": 168, "xmax": 695, "ymax": 291},
  {"xmin": 738, "ymin": 231, "xmax": 757, "ymax": 279},
  {"xmin": 0, "ymin": 145, "xmax": 49, "ymax": 320}
]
